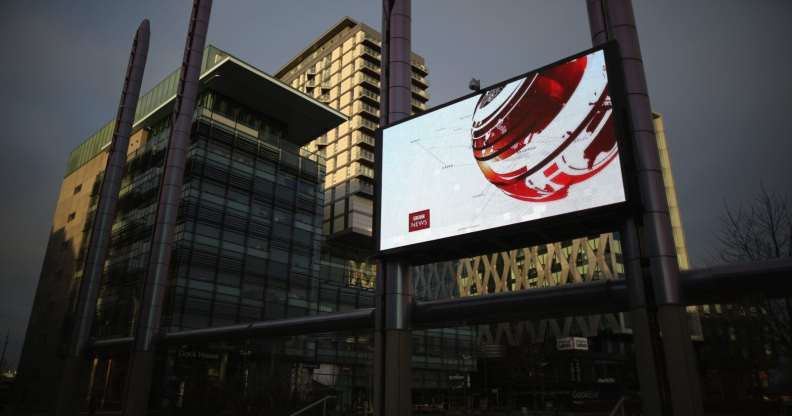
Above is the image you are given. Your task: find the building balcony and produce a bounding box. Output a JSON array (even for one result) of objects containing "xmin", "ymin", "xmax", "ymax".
[
  {"xmin": 349, "ymin": 178, "xmax": 374, "ymax": 196},
  {"xmin": 357, "ymin": 74, "xmax": 380, "ymax": 90},
  {"xmin": 362, "ymin": 36, "xmax": 381, "ymax": 49},
  {"xmin": 359, "ymin": 59, "xmax": 380, "ymax": 76},
  {"xmin": 412, "ymin": 61, "xmax": 428, "ymax": 76},
  {"xmin": 353, "ymin": 117, "xmax": 379, "ymax": 133},
  {"xmin": 361, "ymin": 45, "xmax": 381, "ymax": 61},
  {"xmin": 411, "ymin": 73, "xmax": 429, "ymax": 88},
  {"xmin": 352, "ymin": 132, "xmax": 375, "ymax": 148},
  {"xmin": 356, "ymin": 87, "xmax": 379, "ymax": 105},
  {"xmin": 350, "ymin": 163, "xmax": 375, "ymax": 179},
  {"xmin": 352, "ymin": 147, "xmax": 375, "ymax": 164},
  {"xmin": 412, "ymin": 88, "xmax": 430, "ymax": 102},
  {"xmin": 356, "ymin": 102, "xmax": 380, "ymax": 119}
]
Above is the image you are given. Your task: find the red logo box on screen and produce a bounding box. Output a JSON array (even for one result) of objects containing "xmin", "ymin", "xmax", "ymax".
[{"xmin": 409, "ymin": 210, "xmax": 430, "ymax": 232}]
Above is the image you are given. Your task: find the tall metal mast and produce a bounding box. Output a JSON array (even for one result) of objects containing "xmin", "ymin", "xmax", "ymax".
[
  {"xmin": 122, "ymin": 1, "xmax": 212, "ymax": 414},
  {"xmin": 375, "ymin": 1, "xmax": 414, "ymax": 415},
  {"xmin": 55, "ymin": 19, "xmax": 150, "ymax": 416},
  {"xmin": 587, "ymin": 1, "xmax": 704, "ymax": 414}
]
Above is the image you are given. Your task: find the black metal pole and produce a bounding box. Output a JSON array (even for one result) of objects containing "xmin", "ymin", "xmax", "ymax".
[
  {"xmin": 0, "ymin": 330, "xmax": 8, "ymax": 370},
  {"xmin": 122, "ymin": 1, "xmax": 212, "ymax": 414},
  {"xmin": 620, "ymin": 218, "xmax": 666, "ymax": 415},
  {"xmin": 54, "ymin": 19, "xmax": 150, "ymax": 416},
  {"xmin": 587, "ymin": 1, "xmax": 704, "ymax": 414},
  {"xmin": 375, "ymin": 1, "xmax": 413, "ymax": 415}
]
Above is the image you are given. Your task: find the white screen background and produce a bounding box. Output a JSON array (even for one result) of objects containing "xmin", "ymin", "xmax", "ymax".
[{"xmin": 379, "ymin": 50, "xmax": 626, "ymax": 251}]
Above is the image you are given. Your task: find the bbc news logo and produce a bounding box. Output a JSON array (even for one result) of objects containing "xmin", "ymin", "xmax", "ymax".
[{"xmin": 409, "ymin": 210, "xmax": 430, "ymax": 232}]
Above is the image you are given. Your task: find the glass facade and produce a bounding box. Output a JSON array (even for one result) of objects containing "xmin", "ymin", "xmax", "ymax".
[{"xmin": 86, "ymin": 91, "xmax": 375, "ymax": 340}]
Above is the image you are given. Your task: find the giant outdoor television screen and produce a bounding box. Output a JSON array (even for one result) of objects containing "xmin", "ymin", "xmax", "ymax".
[{"xmin": 376, "ymin": 43, "xmax": 633, "ymax": 260}]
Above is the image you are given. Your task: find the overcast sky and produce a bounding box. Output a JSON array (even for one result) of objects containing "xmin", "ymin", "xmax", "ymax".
[{"xmin": 1, "ymin": 1, "xmax": 790, "ymax": 368}]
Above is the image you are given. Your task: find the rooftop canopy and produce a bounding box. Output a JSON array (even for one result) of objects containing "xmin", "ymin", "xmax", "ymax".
[
  {"xmin": 66, "ymin": 45, "xmax": 346, "ymax": 176},
  {"xmin": 202, "ymin": 56, "xmax": 346, "ymax": 146}
]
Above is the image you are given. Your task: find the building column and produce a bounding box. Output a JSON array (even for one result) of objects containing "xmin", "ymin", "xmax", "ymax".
[{"xmin": 587, "ymin": 1, "xmax": 704, "ymax": 414}]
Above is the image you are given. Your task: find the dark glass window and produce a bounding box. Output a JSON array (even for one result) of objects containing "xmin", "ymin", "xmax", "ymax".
[
  {"xmin": 232, "ymin": 152, "xmax": 254, "ymax": 167},
  {"xmin": 270, "ymin": 248, "xmax": 290, "ymax": 264},
  {"xmin": 272, "ymin": 224, "xmax": 292, "ymax": 242},
  {"xmin": 273, "ymin": 209, "xmax": 293, "ymax": 224},
  {"xmin": 207, "ymin": 141, "xmax": 231, "ymax": 159},
  {"xmin": 293, "ymin": 229, "xmax": 312, "ymax": 247},
  {"xmin": 195, "ymin": 223, "xmax": 220, "ymax": 239},
  {"xmin": 202, "ymin": 182, "xmax": 225, "ymax": 197},
  {"xmin": 298, "ymin": 180, "xmax": 316, "ymax": 198},
  {"xmin": 189, "ymin": 266, "xmax": 215, "ymax": 282},
  {"xmin": 251, "ymin": 202, "xmax": 271, "ymax": 220},
  {"xmin": 245, "ymin": 256, "xmax": 267, "ymax": 275},
  {"xmin": 268, "ymin": 260, "xmax": 289, "ymax": 280},
  {"xmin": 222, "ymin": 231, "xmax": 245, "ymax": 245},
  {"xmin": 217, "ymin": 270, "xmax": 241, "ymax": 287},
  {"xmin": 227, "ymin": 189, "xmax": 249, "ymax": 205},
  {"xmin": 277, "ymin": 174, "xmax": 296, "ymax": 189}
]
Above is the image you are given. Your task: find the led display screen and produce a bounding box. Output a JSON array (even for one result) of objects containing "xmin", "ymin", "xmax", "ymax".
[{"xmin": 378, "ymin": 48, "xmax": 627, "ymax": 253}]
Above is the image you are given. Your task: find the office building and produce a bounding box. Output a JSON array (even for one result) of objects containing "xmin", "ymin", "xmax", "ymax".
[{"xmin": 15, "ymin": 45, "xmax": 356, "ymax": 414}]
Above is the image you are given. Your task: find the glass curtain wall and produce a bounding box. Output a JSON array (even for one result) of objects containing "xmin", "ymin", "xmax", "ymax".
[{"xmin": 83, "ymin": 91, "xmax": 375, "ymax": 413}]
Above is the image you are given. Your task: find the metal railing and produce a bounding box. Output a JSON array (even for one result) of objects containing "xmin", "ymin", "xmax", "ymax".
[
  {"xmin": 289, "ymin": 395, "xmax": 336, "ymax": 416},
  {"xmin": 609, "ymin": 396, "xmax": 627, "ymax": 416}
]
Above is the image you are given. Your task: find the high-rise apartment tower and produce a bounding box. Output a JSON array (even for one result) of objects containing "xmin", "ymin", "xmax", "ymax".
[{"xmin": 276, "ymin": 17, "xmax": 430, "ymax": 287}]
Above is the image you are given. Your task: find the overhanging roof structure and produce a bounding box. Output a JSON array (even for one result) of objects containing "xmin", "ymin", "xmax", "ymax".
[
  {"xmin": 66, "ymin": 45, "xmax": 346, "ymax": 176},
  {"xmin": 133, "ymin": 55, "xmax": 346, "ymax": 147}
]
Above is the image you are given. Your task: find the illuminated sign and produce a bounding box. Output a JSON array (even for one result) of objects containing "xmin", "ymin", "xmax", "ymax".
[
  {"xmin": 378, "ymin": 46, "xmax": 628, "ymax": 255},
  {"xmin": 556, "ymin": 337, "xmax": 589, "ymax": 351}
]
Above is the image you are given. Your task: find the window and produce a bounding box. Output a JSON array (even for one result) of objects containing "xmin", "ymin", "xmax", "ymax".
[
  {"xmin": 67, "ymin": 212, "xmax": 76, "ymax": 222},
  {"xmin": 73, "ymin": 184, "xmax": 82, "ymax": 194}
]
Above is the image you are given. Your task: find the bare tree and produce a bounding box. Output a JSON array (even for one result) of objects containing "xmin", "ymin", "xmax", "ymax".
[
  {"xmin": 717, "ymin": 185, "xmax": 792, "ymax": 263},
  {"xmin": 714, "ymin": 185, "xmax": 792, "ymax": 360}
]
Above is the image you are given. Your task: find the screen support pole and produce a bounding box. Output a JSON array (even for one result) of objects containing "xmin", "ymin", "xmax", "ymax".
[
  {"xmin": 587, "ymin": 1, "xmax": 704, "ymax": 414},
  {"xmin": 374, "ymin": 261, "xmax": 413, "ymax": 416},
  {"xmin": 620, "ymin": 218, "xmax": 666, "ymax": 415},
  {"xmin": 375, "ymin": 1, "xmax": 413, "ymax": 415}
]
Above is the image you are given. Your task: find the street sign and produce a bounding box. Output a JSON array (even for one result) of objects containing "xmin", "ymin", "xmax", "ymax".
[{"xmin": 556, "ymin": 337, "xmax": 589, "ymax": 351}]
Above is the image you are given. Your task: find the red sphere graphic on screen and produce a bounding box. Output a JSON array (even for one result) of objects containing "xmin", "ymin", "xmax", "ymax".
[{"xmin": 471, "ymin": 55, "xmax": 619, "ymax": 202}]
